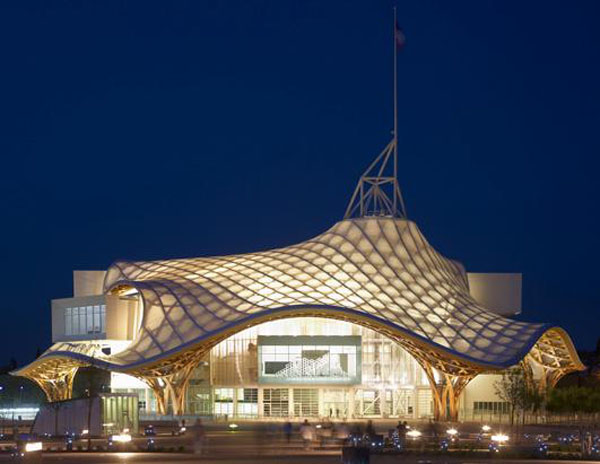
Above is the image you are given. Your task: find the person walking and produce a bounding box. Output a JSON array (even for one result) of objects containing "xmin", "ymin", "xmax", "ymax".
[
  {"xmin": 192, "ymin": 418, "xmax": 206, "ymax": 455},
  {"xmin": 300, "ymin": 419, "xmax": 314, "ymax": 450},
  {"xmin": 283, "ymin": 421, "xmax": 292, "ymax": 444},
  {"xmin": 365, "ymin": 420, "xmax": 376, "ymax": 440},
  {"xmin": 396, "ymin": 421, "xmax": 407, "ymax": 448}
]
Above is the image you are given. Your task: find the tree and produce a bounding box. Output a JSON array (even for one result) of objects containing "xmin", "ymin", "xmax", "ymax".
[
  {"xmin": 546, "ymin": 386, "xmax": 600, "ymax": 458},
  {"xmin": 494, "ymin": 368, "xmax": 527, "ymax": 427},
  {"xmin": 546, "ymin": 386, "xmax": 600, "ymax": 417}
]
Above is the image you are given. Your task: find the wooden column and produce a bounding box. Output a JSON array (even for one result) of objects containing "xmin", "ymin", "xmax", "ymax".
[{"xmin": 32, "ymin": 367, "xmax": 78, "ymax": 403}]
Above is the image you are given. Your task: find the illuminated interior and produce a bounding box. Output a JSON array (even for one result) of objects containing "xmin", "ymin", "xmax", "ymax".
[{"xmin": 112, "ymin": 317, "xmax": 437, "ymax": 419}]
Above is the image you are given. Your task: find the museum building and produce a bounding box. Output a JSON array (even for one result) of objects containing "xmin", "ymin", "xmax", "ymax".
[{"xmin": 14, "ymin": 140, "xmax": 583, "ymax": 421}]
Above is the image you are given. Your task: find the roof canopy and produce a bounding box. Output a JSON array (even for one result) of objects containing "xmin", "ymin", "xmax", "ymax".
[{"xmin": 17, "ymin": 217, "xmax": 583, "ymax": 382}]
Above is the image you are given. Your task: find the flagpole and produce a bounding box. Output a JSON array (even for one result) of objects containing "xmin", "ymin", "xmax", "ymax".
[{"xmin": 393, "ymin": 6, "xmax": 398, "ymax": 214}]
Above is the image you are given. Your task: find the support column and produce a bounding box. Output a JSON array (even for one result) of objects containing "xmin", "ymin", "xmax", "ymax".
[
  {"xmin": 258, "ymin": 388, "xmax": 264, "ymax": 419},
  {"xmin": 144, "ymin": 378, "xmax": 167, "ymax": 416},
  {"xmin": 421, "ymin": 363, "xmax": 444, "ymax": 421},
  {"xmin": 441, "ymin": 374, "xmax": 473, "ymax": 422},
  {"xmin": 420, "ymin": 361, "xmax": 473, "ymax": 422},
  {"xmin": 163, "ymin": 362, "xmax": 197, "ymax": 416},
  {"xmin": 348, "ymin": 388, "xmax": 355, "ymax": 419},
  {"xmin": 32, "ymin": 368, "xmax": 78, "ymax": 403},
  {"xmin": 139, "ymin": 358, "xmax": 200, "ymax": 416},
  {"xmin": 288, "ymin": 388, "xmax": 294, "ymax": 418}
]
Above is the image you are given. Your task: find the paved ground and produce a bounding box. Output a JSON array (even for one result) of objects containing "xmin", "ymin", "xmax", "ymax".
[
  {"xmin": 0, "ymin": 421, "xmax": 593, "ymax": 463},
  {"xmin": 0, "ymin": 455, "xmax": 599, "ymax": 464}
]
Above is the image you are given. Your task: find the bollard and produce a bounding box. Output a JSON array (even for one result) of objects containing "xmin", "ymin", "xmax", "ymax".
[
  {"xmin": 534, "ymin": 442, "xmax": 548, "ymax": 458},
  {"xmin": 147, "ymin": 438, "xmax": 156, "ymax": 452}
]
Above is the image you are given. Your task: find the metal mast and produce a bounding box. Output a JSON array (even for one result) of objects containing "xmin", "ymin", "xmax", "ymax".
[{"xmin": 344, "ymin": 9, "xmax": 407, "ymax": 220}]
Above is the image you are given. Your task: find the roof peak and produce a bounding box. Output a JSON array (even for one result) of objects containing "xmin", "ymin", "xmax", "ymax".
[{"xmin": 344, "ymin": 138, "xmax": 407, "ymax": 220}]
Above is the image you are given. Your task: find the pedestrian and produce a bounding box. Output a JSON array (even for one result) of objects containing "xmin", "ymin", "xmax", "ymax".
[
  {"xmin": 321, "ymin": 419, "xmax": 333, "ymax": 446},
  {"xmin": 396, "ymin": 421, "xmax": 407, "ymax": 448},
  {"xmin": 427, "ymin": 418, "xmax": 438, "ymax": 440},
  {"xmin": 300, "ymin": 419, "xmax": 314, "ymax": 450},
  {"xmin": 283, "ymin": 421, "xmax": 292, "ymax": 444},
  {"xmin": 366, "ymin": 420, "xmax": 376, "ymax": 439},
  {"xmin": 192, "ymin": 418, "xmax": 206, "ymax": 455},
  {"xmin": 335, "ymin": 419, "xmax": 349, "ymax": 444}
]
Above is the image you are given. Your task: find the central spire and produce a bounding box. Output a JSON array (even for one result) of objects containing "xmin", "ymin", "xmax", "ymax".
[
  {"xmin": 344, "ymin": 8, "xmax": 407, "ymax": 220},
  {"xmin": 343, "ymin": 138, "xmax": 407, "ymax": 219}
]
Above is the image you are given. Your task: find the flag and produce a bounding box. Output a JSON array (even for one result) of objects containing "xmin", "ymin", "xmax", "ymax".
[{"xmin": 395, "ymin": 22, "xmax": 406, "ymax": 50}]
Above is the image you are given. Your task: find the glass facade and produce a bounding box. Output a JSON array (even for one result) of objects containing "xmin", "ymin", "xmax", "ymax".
[
  {"xmin": 258, "ymin": 336, "xmax": 360, "ymax": 385},
  {"xmin": 65, "ymin": 304, "xmax": 106, "ymax": 336},
  {"xmin": 101, "ymin": 393, "xmax": 138, "ymax": 435},
  {"xmin": 113, "ymin": 317, "xmax": 437, "ymax": 419}
]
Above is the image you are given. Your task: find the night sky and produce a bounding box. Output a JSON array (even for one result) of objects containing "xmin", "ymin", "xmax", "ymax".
[{"xmin": 1, "ymin": 1, "xmax": 599, "ymax": 365}]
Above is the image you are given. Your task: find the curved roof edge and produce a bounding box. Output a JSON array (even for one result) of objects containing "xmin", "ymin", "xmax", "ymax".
[{"xmin": 13, "ymin": 305, "xmax": 584, "ymax": 379}]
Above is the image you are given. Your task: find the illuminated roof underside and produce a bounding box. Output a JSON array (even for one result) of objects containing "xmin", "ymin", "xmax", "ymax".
[{"xmin": 18, "ymin": 217, "xmax": 582, "ymax": 382}]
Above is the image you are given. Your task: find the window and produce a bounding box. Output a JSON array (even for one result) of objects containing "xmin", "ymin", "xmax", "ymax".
[
  {"xmin": 258, "ymin": 336, "xmax": 361, "ymax": 385},
  {"xmin": 214, "ymin": 388, "xmax": 234, "ymax": 417},
  {"xmin": 293, "ymin": 388, "xmax": 319, "ymax": 417},
  {"xmin": 65, "ymin": 308, "xmax": 72, "ymax": 335},
  {"xmin": 473, "ymin": 401, "xmax": 509, "ymax": 414},
  {"xmin": 64, "ymin": 304, "xmax": 106, "ymax": 336},
  {"xmin": 93, "ymin": 305, "xmax": 101, "ymax": 333},
  {"xmin": 263, "ymin": 388, "xmax": 289, "ymax": 417},
  {"xmin": 236, "ymin": 388, "xmax": 258, "ymax": 418}
]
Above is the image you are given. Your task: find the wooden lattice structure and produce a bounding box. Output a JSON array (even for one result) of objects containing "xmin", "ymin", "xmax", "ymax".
[{"xmin": 13, "ymin": 144, "xmax": 584, "ymax": 420}]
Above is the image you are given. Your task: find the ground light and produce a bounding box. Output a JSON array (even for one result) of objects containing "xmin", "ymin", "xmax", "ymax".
[
  {"xmin": 112, "ymin": 434, "xmax": 132, "ymax": 443},
  {"xmin": 407, "ymin": 429, "xmax": 421, "ymax": 439},
  {"xmin": 481, "ymin": 425, "xmax": 491, "ymax": 432},
  {"xmin": 228, "ymin": 423, "xmax": 239, "ymax": 430},
  {"xmin": 24, "ymin": 442, "xmax": 42, "ymax": 452},
  {"xmin": 447, "ymin": 428, "xmax": 458, "ymax": 436},
  {"xmin": 491, "ymin": 433, "xmax": 509, "ymax": 444}
]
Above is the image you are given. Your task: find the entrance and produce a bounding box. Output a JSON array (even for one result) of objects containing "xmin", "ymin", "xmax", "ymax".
[{"xmin": 322, "ymin": 389, "xmax": 348, "ymax": 419}]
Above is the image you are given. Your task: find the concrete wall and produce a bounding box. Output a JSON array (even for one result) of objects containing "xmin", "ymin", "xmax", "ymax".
[
  {"xmin": 459, "ymin": 373, "xmax": 505, "ymax": 420},
  {"xmin": 105, "ymin": 295, "xmax": 140, "ymax": 341},
  {"xmin": 73, "ymin": 270, "xmax": 106, "ymax": 297},
  {"xmin": 467, "ymin": 273, "xmax": 522, "ymax": 316}
]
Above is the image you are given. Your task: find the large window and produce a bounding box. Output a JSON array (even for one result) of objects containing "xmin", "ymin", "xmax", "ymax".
[
  {"xmin": 263, "ymin": 388, "xmax": 289, "ymax": 417},
  {"xmin": 236, "ymin": 388, "xmax": 258, "ymax": 418},
  {"xmin": 214, "ymin": 388, "xmax": 234, "ymax": 417},
  {"xmin": 258, "ymin": 336, "xmax": 361, "ymax": 385},
  {"xmin": 293, "ymin": 388, "xmax": 319, "ymax": 417},
  {"xmin": 65, "ymin": 305, "xmax": 106, "ymax": 336}
]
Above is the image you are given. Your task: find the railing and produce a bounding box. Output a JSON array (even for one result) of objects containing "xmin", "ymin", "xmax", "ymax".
[{"xmin": 460, "ymin": 408, "xmax": 600, "ymax": 426}]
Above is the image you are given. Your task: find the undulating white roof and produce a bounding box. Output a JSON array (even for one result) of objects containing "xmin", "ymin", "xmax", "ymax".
[{"xmin": 26, "ymin": 217, "xmax": 580, "ymax": 377}]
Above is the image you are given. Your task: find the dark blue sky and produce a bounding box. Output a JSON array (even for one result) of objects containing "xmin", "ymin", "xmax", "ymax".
[{"xmin": 1, "ymin": 1, "xmax": 599, "ymax": 364}]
